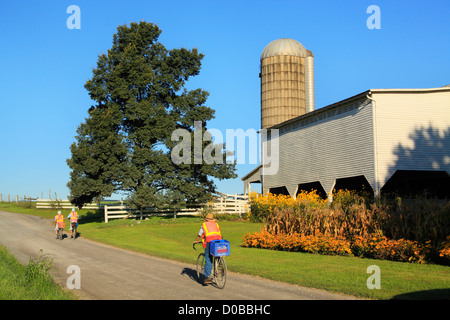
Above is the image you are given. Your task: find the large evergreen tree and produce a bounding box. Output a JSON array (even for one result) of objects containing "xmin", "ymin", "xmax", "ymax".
[{"xmin": 67, "ymin": 22, "xmax": 236, "ymax": 209}]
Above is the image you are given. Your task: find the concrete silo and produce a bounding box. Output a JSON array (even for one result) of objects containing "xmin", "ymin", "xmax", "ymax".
[{"xmin": 260, "ymin": 38, "xmax": 315, "ymax": 129}]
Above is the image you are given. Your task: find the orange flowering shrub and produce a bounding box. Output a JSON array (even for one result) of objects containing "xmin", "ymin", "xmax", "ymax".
[
  {"xmin": 242, "ymin": 231, "xmax": 433, "ymax": 263},
  {"xmin": 242, "ymin": 231, "xmax": 352, "ymax": 256},
  {"xmin": 438, "ymin": 236, "xmax": 450, "ymax": 264},
  {"xmin": 350, "ymin": 233, "xmax": 432, "ymax": 264}
]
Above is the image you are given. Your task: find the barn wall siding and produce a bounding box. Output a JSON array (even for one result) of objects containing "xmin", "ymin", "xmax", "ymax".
[
  {"xmin": 258, "ymin": 88, "xmax": 450, "ymax": 198},
  {"xmin": 372, "ymin": 90, "xmax": 450, "ymax": 188},
  {"xmin": 263, "ymin": 98, "xmax": 375, "ymax": 197}
]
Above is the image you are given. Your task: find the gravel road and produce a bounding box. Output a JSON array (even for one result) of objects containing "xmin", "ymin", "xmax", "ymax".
[{"xmin": 0, "ymin": 210, "xmax": 358, "ymax": 300}]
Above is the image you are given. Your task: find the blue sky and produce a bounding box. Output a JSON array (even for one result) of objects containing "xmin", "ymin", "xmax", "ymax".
[{"xmin": 0, "ymin": 0, "xmax": 449, "ymax": 200}]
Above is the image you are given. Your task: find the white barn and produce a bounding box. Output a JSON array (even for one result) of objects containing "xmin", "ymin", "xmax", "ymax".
[{"xmin": 243, "ymin": 85, "xmax": 450, "ymax": 199}]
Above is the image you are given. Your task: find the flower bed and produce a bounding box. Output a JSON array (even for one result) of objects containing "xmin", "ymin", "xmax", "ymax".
[
  {"xmin": 244, "ymin": 190, "xmax": 450, "ymax": 265},
  {"xmin": 242, "ymin": 231, "xmax": 433, "ymax": 264},
  {"xmin": 242, "ymin": 230, "xmax": 352, "ymax": 256},
  {"xmin": 439, "ymin": 236, "xmax": 450, "ymax": 264},
  {"xmin": 350, "ymin": 234, "xmax": 431, "ymax": 263}
]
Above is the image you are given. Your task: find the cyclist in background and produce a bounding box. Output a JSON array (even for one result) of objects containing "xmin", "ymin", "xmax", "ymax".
[
  {"xmin": 67, "ymin": 208, "xmax": 78, "ymax": 239},
  {"xmin": 193, "ymin": 213, "xmax": 222, "ymax": 284},
  {"xmin": 54, "ymin": 211, "xmax": 64, "ymax": 239}
]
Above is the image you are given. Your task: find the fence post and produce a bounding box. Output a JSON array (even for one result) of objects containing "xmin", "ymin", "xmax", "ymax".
[{"xmin": 104, "ymin": 205, "xmax": 108, "ymax": 223}]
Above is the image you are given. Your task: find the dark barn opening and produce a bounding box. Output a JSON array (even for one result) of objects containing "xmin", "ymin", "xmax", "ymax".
[
  {"xmin": 269, "ymin": 186, "xmax": 290, "ymax": 196},
  {"xmin": 333, "ymin": 175, "xmax": 374, "ymax": 196},
  {"xmin": 296, "ymin": 181, "xmax": 327, "ymax": 199},
  {"xmin": 381, "ymin": 170, "xmax": 450, "ymax": 199}
]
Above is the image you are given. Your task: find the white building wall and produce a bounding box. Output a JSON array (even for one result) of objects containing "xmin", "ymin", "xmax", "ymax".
[
  {"xmin": 263, "ymin": 97, "xmax": 375, "ymax": 197},
  {"xmin": 372, "ymin": 89, "xmax": 450, "ymax": 189}
]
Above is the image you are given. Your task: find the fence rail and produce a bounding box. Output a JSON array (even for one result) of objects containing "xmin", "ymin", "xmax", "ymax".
[
  {"xmin": 211, "ymin": 194, "xmax": 249, "ymax": 216},
  {"xmin": 104, "ymin": 193, "xmax": 248, "ymax": 223},
  {"xmin": 35, "ymin": 199, "xmax": 106, "ymax": 210},
  {"xmin": 18, "ymin": 193, "xmax": 248, "ymax": 223},
  {"xmin": 0, "ymin": 194, "xmax": 38, "ymax": 205},
  {"xmin": 103, "ymin": 206, "xmax": 204, "ymax": 222}
]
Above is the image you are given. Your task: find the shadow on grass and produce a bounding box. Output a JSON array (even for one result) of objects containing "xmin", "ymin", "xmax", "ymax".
[
  {"xmin": 78, "ymin": 209, "xmax": 104, "ymax": 224},
  {"xmin": 391, "ymin": 288, "xmax": 450, "ymax": 300}
]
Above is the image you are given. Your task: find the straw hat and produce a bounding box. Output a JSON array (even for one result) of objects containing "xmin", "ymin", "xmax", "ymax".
[{"xmin": 205, "ymin": 213, "xmax": 215, "ymax": 221}]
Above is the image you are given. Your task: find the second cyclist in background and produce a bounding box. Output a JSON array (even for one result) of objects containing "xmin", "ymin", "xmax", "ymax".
[
  {"xmin": 68, "ymin": 208, "xmax": 78, "ymax": 239},
  {"xmin": 54, "ymin": 211, "xmax": 65, "ymax": 239}
]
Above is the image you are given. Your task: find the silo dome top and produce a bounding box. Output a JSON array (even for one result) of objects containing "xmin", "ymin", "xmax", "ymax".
[{"xmin": 261, "ymin": 38, "xmax": 307, "ymax": 60}]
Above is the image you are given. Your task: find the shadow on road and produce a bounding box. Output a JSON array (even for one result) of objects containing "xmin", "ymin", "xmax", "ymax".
[{"xmin": 181, "ymin": 267, "xmax": 206, "ymax": 286}]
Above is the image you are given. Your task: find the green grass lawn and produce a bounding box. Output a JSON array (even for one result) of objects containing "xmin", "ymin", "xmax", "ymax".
[
  {"xmin": 1, "ymin": 202, "xmax": 449, "ymax": 300},
  {"xmin": 0, "ymin": 245, "xmax": 75, "ymax": 300},
  {"xmin": 79, "ymin": 217, "xmax": 450, "ymax": 300}
]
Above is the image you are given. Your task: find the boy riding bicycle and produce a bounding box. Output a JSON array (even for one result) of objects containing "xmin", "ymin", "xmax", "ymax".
[
  {"xmin": 193, "ymin": 213, "xmax": 222, "ymax": 284},
  {"xmin": 67, "ymin": 208, "xmax": 78, "ymax": 238},
  {"xmin": 54, "ymin": 211, "xmax": 65, "ymax": 239}
]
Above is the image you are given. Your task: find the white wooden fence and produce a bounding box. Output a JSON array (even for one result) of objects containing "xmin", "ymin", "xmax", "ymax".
[
  {"xmin": 33, "ymin": 194, "xmax": 249, "ymax": 223},
  {"xmin": 104, "ymin": 193, "xmax": 249, "ymax": 223},
  {"xmin": 35, "ymin": 199, "xmax": 107, "ymax": 210},
  {"xmin": 211, "ymin": 193, "xmax": 249, "ymax": 216},
  {"xmin": 103, "ymin": 206, "xmax": 202, "ymax": 223}
]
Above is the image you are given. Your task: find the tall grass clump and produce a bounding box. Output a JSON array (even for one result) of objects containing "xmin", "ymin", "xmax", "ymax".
[
  {"xmin": 374, "ymin": 197, "xmax": 450, "ymax": 246},
  {"xmin": 0, "ymin": 248, "xmax": 74, "ymax": 300},
  {"xmin": 25, "ymin": 249, "xmax": 54, "ymax": 282}
]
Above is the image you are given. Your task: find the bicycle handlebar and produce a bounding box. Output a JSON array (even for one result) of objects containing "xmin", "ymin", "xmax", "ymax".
[{"xmin": 193, "ymin": 241, "xmax": 201, "ymax": 250}]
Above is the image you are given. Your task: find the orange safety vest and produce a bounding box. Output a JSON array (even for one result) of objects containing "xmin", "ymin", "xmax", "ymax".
[
  {"xmin": 201, "ymin": 221, "xmax": 222, "ymax": 248},
  {"xmin": 56, "ymin": 214, "xmax": 65, "ymax": 228},
  {"xmin": 70, "ymin": 211, "xmax": 78, "ymax": 222}
]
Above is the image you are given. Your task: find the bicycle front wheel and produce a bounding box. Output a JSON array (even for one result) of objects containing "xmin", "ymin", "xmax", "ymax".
[
  {"xmin": 214, "ymin": 257, "xmax": 227, "ymax": 289},
  {"xmin": 196, "ymin": 253, "xmax": 205, "ymax": 282}
]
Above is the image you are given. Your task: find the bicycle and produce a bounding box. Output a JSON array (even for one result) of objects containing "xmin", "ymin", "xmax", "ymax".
[
  {"xmin": 56, "ymin": 222, "xmax": 65, "ymax": 240},
  {"xmin": 71, "ymin": 222, "xmax": 78, "ymax": 239},
  {"xmin": 193, "ymin": 240, "xmax": 228, "ymax": 289}
]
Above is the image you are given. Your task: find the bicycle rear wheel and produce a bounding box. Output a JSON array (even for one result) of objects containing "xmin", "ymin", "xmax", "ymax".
[
  {"xmin": 214, "ymin": 257, "xmax": 227, "ymax": 289},
  {"xmin": 72, "ymin": 224, "xmax": 77, "ymax": 239},
  {"xmin": 196, "ymin": 253, "xmax": 205, "ymax": 282}
]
